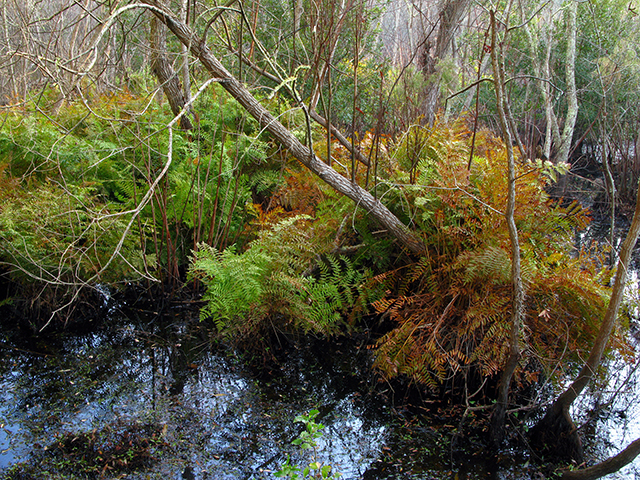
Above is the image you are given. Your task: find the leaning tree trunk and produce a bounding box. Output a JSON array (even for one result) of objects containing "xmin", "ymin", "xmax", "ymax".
[
  {"xmin": 149, "ymin": 15, "xmax": 193, "ymax": 130},
  {"xmin": 236, "ymin": 54, "xmax": 371, "ymax": 168},
  {"xmin": 561, "ymin": 438, "xmax": 640, "ymax": 480},
  {"xmin": 140, "ymin": 0, "xmax": 425, "ymax": 255},
  {"xmin": 487, "ymin": 8, "xmax": 525, "ymax": 448},
  {"xmin": 531, "ymin": 174, "xmax": 640, "ymax": 463}
]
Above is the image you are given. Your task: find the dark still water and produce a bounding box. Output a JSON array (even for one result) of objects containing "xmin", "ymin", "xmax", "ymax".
[
  {"xmin": 0, "ymin": 297, "xmax": 537, "ymax": 480},
  {"xmin": 0, "ymin": 284, "xmax": 639, "ymax": 479}
]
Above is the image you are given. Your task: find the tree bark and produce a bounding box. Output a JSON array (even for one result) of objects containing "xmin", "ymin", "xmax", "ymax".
[
  {"xmin": 149, "ymin": 15, "xmax": 193, "ymax": 130},
  {"xmin": 140, "ymin": 0, "xmax": 425, "ymax": 255},
  {"xmin": 524, "ymin": 1, "xmax": 578, "ymax": 164},
  {"xmin": 554, "ymin": 0, "xmax": 578, "ymax": 165},
  {"xmin": 1, "ymin": 1, "xmax": 16, "ymax": 99},
  {"xmin": 421, "ymin": 0, "xmax": 470, "ymax": 124},
  {"xmin": 487, "ymin": 8, "xmax": 525, "ymax": 448},
  {"xmin": 236, "ymin": 54, "xmax": 371, "ymax": 167},
  {"xmin": 180, "ymin": 0, "xmax": 192, "ymax": 107},
  {"xmin": 531, "ymin": 174, "xmax": 640, "ymax": 462},
  {"xmin": 562, "ymin": 438, "xmax": 640, "ymax": 480}
]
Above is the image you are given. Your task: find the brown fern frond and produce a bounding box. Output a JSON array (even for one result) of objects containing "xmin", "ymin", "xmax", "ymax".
[
  {"xmin": 371, "ymin": 121, "xmax": 611, "ymax": 399},
  {"xmin": 271, "ymin": 168, "xmax": 327, "ymax": 215}
]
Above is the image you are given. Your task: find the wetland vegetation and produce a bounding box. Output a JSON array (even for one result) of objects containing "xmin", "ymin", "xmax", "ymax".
[{"xmin": 2, "ymin": 0, "xmax": 640, "ymax": 478}]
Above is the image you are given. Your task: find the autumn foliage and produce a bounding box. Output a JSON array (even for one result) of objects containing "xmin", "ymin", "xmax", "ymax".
[{"xmin": 370, "ymin": 119, "xmax": 620, "ymax": 396}]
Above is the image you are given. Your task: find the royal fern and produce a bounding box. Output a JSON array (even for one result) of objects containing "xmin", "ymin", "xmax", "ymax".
[
  {"xmin": 370, "ymin": 120, "xmax": 615, "ymax": 397},
  {"xmin": 190, "ymin": 216, "xmax": 373, "ymax": 342},
  {"xmin": 190, "ymin": 243, "xmax": 271, "ymax": 331}
]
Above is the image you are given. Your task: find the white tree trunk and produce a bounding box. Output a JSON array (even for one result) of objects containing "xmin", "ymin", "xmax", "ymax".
[
  {"xmin": 555, "ymin": 0, "xmax": 578, "ymax": 164},
  {"xmin": 524, "ymin": 1, "xmax": 578, "ymax": 163}
]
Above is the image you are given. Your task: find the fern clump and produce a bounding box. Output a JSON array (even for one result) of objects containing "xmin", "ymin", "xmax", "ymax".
[
  {"xmin": 371, "ymin": 120, "xmax": 615, "ymax": 396},
  {"xmin": 191, "ymin": 244, "xmax": 272, "ymax": 328},
  {"xmin": 189, "ymin": 216, "xmax": 372, "ymax": 344}
]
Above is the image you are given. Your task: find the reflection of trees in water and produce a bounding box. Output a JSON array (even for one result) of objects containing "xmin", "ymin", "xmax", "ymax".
[
  {"xmin": 3, "ymin": 316, "xmax": 442, "ymax": 478},
  {"xmin": 570, "ymin": 355, "xmax": 640, "ymax": 480}
]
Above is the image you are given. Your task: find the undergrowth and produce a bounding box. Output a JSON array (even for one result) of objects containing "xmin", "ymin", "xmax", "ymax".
[
  {"xmin": 189, "ymin": 215, "xmax": 375, "ymax": 347},
  {"xmin": 370, "ymin": 119, "xmax": 624, "ymax": 398},
  {"xmin": 0, "ymin": 85, "xmax": 626, "ymax": 404},
  {"xmin": 0, "ymin": 86, "xmax": 285, "ymax": 324}
]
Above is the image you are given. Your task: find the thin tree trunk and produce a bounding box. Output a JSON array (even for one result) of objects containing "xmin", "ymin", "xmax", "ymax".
[
  {"xmin": 543, "ymin": 34, "xmax": 554, "ymax": 160},
  {"xmin": 524, "ymin": 2, "xmax": 577, "ymax": 163},
  {"xmin": 601, "ymin": 135, "xmax": 616, "ymax": 266},
  {"xmin": 293, "ymin": 0, "xmax": 303, "ymax": 43},
  {"xmin": 141, "ymin": 0, "xmax": 425, "ymax": 255},
  {"xmin": 2, "ymin": 1, "xmax": 15, "ymax": 99},
  {"xmin": 180, "ymin": 0, "xmax": 192, "ymax": 108},
  {"xmin": 487, "ymin": 8, "xmax": 525, "ymax": 447}
]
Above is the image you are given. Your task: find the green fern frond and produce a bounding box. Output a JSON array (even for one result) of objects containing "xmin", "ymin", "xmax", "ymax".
[
  {"xmin": 459, "ymin": 246, "xmax": 511, "ymax": 285},
  {"xmin": 189, "ymin": 244, "xmax": 271, "ymax": 331},
  {"xmin": 190, "ymin": 217, "xmax": 372, "ymax": 339}
]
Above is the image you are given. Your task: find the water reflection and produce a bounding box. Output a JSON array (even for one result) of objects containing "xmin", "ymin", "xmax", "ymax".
[
  {"xmin": 2, "ymin": 284, "xmax": 639, "ymax": 478},
  {"xmin": 571, "ymin": 216, "xmax": 640, "ymax": 479},
  {"xmin": 0, "ymin": 312, "xmax": 395, "ymax": 479}
]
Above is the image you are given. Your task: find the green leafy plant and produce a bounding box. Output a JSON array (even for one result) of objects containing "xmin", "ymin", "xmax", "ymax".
[
  {"xmin": 189, "ymin": 215, "xmax": 373, "ymax": 343},
  {"xmin": 275, "ymin": 409, "xmax": 341, "ymax": 480},
  {"xmin": 0, "ymin": 87, "xmax": 289, "ymax": 315},
  {"xmin": 0, "ymin": 182, "xmax": 144, "ymax": 285},
  {"xmin": 190, "ymin": 243, "xmax": 272, "ymax": 328}
]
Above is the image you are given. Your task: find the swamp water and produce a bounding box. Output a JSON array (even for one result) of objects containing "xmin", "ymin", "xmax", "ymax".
[
  {"xmin": 0, "ymin": 297, "xmax": 533, "ymax": 480},
  {"xmin": 0, "ymin": 278, "xmax": 639, "ymax": 479}
]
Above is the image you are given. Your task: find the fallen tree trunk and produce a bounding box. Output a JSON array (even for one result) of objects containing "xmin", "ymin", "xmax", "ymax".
[
  {"xmin": 237, "ymin": 54, "xmax": 371, "ymax": 167},
  {"xmin": 140, "ymin": 0, "xmax": 425, "ymax": 255},
  {"xmin": 308, "ymin": 108, "xmax": 370, "ymax": 167}
]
